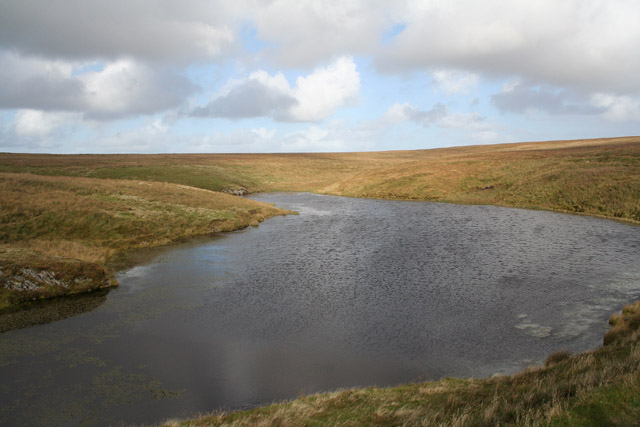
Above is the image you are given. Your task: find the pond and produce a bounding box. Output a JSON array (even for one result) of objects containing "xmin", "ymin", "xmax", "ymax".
[{"xmin": 1, "ymin": 193, "xmax": 639, "ymax": 426}]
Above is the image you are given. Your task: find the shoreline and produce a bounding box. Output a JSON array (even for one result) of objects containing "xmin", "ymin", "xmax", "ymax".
[
  {"xmin": 1, "ymin": 187, "xmax": 639, "ymax": 423},
  {"xmin": 1, "ymin": 191, "xmax": 637, "ymax": 317},
  {"xmin": 0, "ymin": 177, "xmax": 292, "ymax": 316},
  {"xmin": 162, "ymin": 301, "xmax": 640, "ymax": 426}
]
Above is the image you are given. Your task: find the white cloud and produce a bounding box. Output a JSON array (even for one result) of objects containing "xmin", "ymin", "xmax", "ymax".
[
  {"xmin": 431, "ymin": 69, "xmax": 479, "ymax": 95},
  {"xmin": 78, "ymin": 59, "xmax": 194, "ymax": 119},
  {"xmin": 378, "ymin": 0, "xmax": 640, "ymax": 94},
  {"xmin": 279, "ymin": 121, "xmax": 375, "ymax": 152},
  {"xmin": 251, "ymin": 127, "xmax": 277, "ymax": 140},
  {"xmin": 0, "ymin": 52, "xmax": 194, "ymax": 119},
  {"xmin": 282, "ymin": 126, "xmax": 332, "ymax": 151},
  {"xmin": 382, "ymin": 102, "xmax": 501, "ymax": 142},
  {"xmin": 14, "ymin": 109, "xmax": 78, "ymax": 138},
  {"xmin": 252, "ymin": 0, "xmax": 388, "ymax": 67},
  {"xmin": 439, "ymin": 112, "xmax": 500, "ymax": 142},
  {"xmin": 71, "ymin": 117, "xmax": 180, "ymax": 153},
  {"xmin": 289, "ymin": 56, "xmax": 360, "ymax": 121},
  {"xmin": 590, "ymin": 94, "xmax": 640, "ymax": 122},
  {"xmin": 383, "ymin": 102, "xmax": 447, "ymax": 125},
  {"xmin": 193, "ymin": 56, "xmax": 360, "ymax": 122}
]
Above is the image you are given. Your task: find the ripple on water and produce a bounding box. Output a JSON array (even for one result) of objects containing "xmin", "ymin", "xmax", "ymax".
[{"xmin": 1, "ymin": 192, "xmax": 639, "ymax": 427}]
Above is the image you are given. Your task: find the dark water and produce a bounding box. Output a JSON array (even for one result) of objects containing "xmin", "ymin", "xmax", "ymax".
[{"xmin": 1, "ymin": 193, "xmax": 640, "ymax": 426}]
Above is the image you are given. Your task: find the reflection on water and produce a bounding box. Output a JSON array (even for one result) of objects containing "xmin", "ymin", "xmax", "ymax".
[
  {"xmin": 1, "ymin": 193, "xmax": 639, "ymax": 426},
  {"xmin": 0, "ymin": 290, "xmax": 109, "ymax": 333}
]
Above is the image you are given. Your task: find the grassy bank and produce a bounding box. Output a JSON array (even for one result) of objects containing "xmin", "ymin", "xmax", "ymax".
[
  {"xmin": 0, "ymin": 172, "xmax": 289, "ymax": 311},
  {"xmin": 163, "ymin": 302, "xmax": 640, "ymax": 426}
]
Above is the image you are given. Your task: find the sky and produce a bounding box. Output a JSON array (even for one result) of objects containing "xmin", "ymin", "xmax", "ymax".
[{"xmin": 0, "ymin": 0, "xmax": 639, "ymax": 154}]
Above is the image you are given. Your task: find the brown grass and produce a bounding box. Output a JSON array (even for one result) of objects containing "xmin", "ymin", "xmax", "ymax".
[{"xmin": 2, "ymin": 136, "xmax": 638, "ymax": 223}]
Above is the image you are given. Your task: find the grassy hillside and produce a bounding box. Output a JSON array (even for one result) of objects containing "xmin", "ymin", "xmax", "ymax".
[
  {"xmin": 165, "ymin": 302, "xmax": 640, "ymax": 426},
  {"xmin": 0, "ymin": 173, "xmax": 288, "ymax": 311},
  {"xmin": 1, "ymin": 136, "xmax": 638, "ymax": 223}
]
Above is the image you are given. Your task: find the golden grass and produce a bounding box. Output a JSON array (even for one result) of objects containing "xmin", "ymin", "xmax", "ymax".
[
  {"xmin": 2, "ymin": 136, "xmax": 638, "ymax": 223},
  {"xmin": 0, "ymin": 172, "xmax": 288, "ymax": 252}
]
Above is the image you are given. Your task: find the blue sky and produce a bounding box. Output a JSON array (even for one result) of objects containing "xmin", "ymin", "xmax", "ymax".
[{"xmin": 0, "ymin": 0, "xmax": 639, "ymax": 153}]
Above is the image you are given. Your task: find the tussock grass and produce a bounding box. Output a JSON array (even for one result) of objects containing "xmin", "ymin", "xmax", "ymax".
[
  {"xmin": 164, "ymin": 302, "xmax": 640, "ymax": 426},
  {"xmin": 544, "ymin": 350, "xmax": 572, "ymax": 367}
]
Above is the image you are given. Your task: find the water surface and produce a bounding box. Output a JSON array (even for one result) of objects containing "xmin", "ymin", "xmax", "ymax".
[{"xmin": 1, "ymin": 193, "xmax": 639, "ymax": 426}]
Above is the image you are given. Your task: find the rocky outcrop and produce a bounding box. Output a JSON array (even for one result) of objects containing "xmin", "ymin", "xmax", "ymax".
[
  {"xmin": 1, "ymin": 268, "xmax": 66, "ymax": 292},
  {"xmin": 221, "ymin": 187, "xmax": 250, "ymax": 196},
  {"xmin": 0, "ymin": 261, "xmax": 116, "ymax": 309}
]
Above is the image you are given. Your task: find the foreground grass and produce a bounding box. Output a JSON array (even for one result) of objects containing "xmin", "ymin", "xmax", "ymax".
[
  {"xmin": 162, "ymin": 302, "xmax": 640, "ymax": 426},
  {"xmin": 0, "ymin": 173, "xmax": 288, "ymax": 311}
]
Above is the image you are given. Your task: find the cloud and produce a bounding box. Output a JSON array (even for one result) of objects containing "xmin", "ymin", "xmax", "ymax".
[
  {"xmin": 590, "ymin": 94, "xmax": 640, "ymax": 122},
  {"xmin": 0, "ymin": 109, "xmax": 83, "ymax": 151},
  {"xmin": 14, "ymin": 109, "xmax": 79, "ymax": 138},
  {"xmin": 78, "ymin": 123, "xmax": 282, "ymax": 154},
  {"xmin": 192, "ymin": 56, "xmax": 360, "ymax": 122},
  {"xmin": 1, "ymin": 1, "xmax": 638, "ymax": 154},
  {"xmin": 378, "ymin": 0, "xmax": 640, "ymax": 94},
  {"xmin": 0, "ymin": 52, "xmax": 195, "ymax": 119},
  {"xmin": 382, "ymin": 102, "xmax": 501, "ymax": 142},
  {"xmin": 383, "ymin": 102, "xmax": 447, "ymax": 125},
  {"xmin": 289, "ymin": 56, "xmax": 360, "ymax": 121},
  {"xmin": 0, "ymin": 0, "xmax": 238, "ymax": 63},
  {"xmin": 431, "ymin": 69, "xmax": 479, "ymax": 95},
  {"xmin": 252, "ymin": 0, "xmax": 389, "ymax": 67},
  {"xmin": 491, "ymin": 81, "xmax": 602, "ymax": 115},
  {"xmin": 279, "ymin": 121, "xmax": 376, "ymax": 152},
  {"xmin": 0, "ymin": 53, "xmax": 85, "ymax": 111},
  {"xmin": 192, "ymin": 70, "xmax": 296, "ymax": 119},
  {"xmin": 2, "ymin": 1, "xmax": 639, "ymax": 99},
  {"xmin": 79, "ymin": 59, "xmax": 195, "ymax": 119}
]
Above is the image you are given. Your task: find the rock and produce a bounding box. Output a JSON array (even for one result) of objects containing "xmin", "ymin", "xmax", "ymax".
[
  {"xmin": 1, "ymin": 268, "xmax": 69, "ymax": 291},
  {"xmin": 5, "ymin": 278, "xmax": 40, "ymax": 292},
  {"xmin": 221, "ymin": 187, "xmax": 249, "ymax": 196}
]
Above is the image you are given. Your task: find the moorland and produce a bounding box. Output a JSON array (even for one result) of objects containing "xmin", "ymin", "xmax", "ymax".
[{"xmin": 1, "ymin": 135, "xmax": 639, "ymax": 425}]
